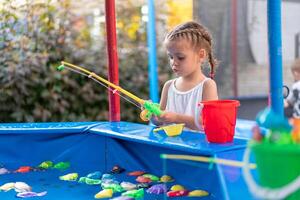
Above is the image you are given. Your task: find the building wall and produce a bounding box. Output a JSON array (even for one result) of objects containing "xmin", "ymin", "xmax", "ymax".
[{"xmin": 193, "ymin": 0, "xmax": 296, "ymax": 98}]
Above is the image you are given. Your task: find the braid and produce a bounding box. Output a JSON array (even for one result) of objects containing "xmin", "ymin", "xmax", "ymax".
[{"xmin": 165, "ymin": 21, "xmax": 218, "ymax": 79}]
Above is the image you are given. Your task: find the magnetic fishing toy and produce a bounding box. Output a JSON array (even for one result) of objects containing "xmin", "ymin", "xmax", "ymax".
[
  {"xmin": 57, "ymin": 61, "xmax": 163, "ymax": 121},
  {"xmin": 161, "ymin": 154, "xmax": 257, "ymax": 169}
]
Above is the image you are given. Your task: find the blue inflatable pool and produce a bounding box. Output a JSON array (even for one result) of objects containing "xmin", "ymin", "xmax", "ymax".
[{"xmin": 0, "ymin": 120, "xmax": 256, "ymax": 199}]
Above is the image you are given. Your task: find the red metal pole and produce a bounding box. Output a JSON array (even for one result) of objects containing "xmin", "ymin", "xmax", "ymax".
[
  {"xmin": 105, "ymin": 0, "xmax": 120, "ymax": 121},
  {"xmin": 231, "ymin": 0, "xmax": 238, "ymax": 97}
]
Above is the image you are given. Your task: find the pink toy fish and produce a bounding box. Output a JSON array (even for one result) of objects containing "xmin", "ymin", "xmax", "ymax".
[{"xmin": 136, "ymin": 176, "xmax": 151, "ymax": 183}]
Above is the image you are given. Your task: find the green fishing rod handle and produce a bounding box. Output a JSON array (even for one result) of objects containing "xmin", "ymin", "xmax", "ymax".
[
  {"xmin": 143, "ymin": 101, "xmax": 163, "ymax": 117},
  {"xmin": 57, "ymin": 64, "xmax": 65, "ymax": 71}
]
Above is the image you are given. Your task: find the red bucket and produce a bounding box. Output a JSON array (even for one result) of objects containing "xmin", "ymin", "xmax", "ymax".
[{"xmin": 200, "ymin": 100, "xmax": 240, "ymax": 143}]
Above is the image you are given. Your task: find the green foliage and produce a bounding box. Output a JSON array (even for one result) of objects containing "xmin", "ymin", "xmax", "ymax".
[{"xmin": 0, "ymin": 0, "xmax": 170, "ymax": 123}]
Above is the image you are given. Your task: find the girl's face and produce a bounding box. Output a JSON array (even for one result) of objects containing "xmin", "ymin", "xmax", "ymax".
[{"xmin": 165, "ymin": 38, "xmax": 205, "ymax": 77}]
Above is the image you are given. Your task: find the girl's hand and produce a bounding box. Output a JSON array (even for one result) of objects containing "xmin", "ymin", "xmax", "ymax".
[
  {"xmin": 158, "ymin": 111, "xmax": 179, "ymax": 124},
  {"xmin": 150, "ymin": 115, "xmax": 163, "ymax": 126}
]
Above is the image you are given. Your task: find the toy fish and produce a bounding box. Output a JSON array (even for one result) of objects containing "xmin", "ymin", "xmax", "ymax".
[
  {"xmin": 59, "ymin": 173, "xmax": 78, "ymax": 181},
  {"xmin": 142, "ymin": 174, "xmax": 159, "ymax": 182},
  {"xmin": 78, "ymin": 177, "xmax": 101, "ymax": 185},
  {"xmin": 53, "ymin": 162, "xmax": 70, "ymax": 170},
  {"xmin": 102, "ymin": 179, "xmax": 118, "ymax": 185},
  {"xmin": 167, "ymin": 190, "xmax": 189, "ymax": 197},
  {"xmin": 127, "ymin": 171, "xmax": 145, "ymax": 176},
  {"xmin": 120, "ymin": 182, "xmax": 137, "ymax": 191},
  {"xmin": 101, "ymin": 182, "xmax": 124, "ymax": 192},
  {"xmin": 94, "ymin": 189, "xmax": 113, "ymax": 199},
  {"xmin": 160, "ymin": 175, "xmax": 174, "ymax": 183},
  {"xmin": 0, "ymin": 182, "xmax": 15, "ymax": 192},
  {"xmin": 170, "ymin": 184, "xmax": 185, "ymax": 191},
  {"xmin": 122, "ymin": 188, "xmax": 144, "ymax": 199},
  {"xmin": 16, "ymin": 191, "xmax": 47, "ymax": 198},
  {"xmin": 38, "ymin": 161, "xmax": 53, "ymax": 169},
  {"xmin": 0, "ymin": 167, "xmax": 10, "ymax": 175},
  {"xmin": 15, "ymin": 166, "xmax": 32, "ymax": 173},
  {"xmin": 136, "ymin": 176, "xmax": 151, "ymax": 183},
  {"xmin": 14, "ymin": 182, "xmax": 32, "ymax": 193},
  {"xmin": 110, "ymin": 165, "xmax": 125, "ymax": 174},
  {"xmin": 86, "ymin": 171, "xmax": 102, "ymax": 179},
  {"xmin": 188, "ymin": 189, "xmax": 209, "ymax": 197},
  {"xmin": 146, "ymin": 184, "xmax": 167, "ymax": 194}
]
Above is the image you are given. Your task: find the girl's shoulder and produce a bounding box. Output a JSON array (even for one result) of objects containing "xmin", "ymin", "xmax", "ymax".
[
  {"xmin": 203, "ymin": 78, "xmax": 217, "ymax": 88},
  {"xmin": 163, "ymin": 79, "xmax": 176, "ymax": 88}
]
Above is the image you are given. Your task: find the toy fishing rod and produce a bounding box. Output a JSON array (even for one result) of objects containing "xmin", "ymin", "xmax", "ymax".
[
  {"xmin": 57, "ymin": 61, "xmax": 163, "ymax": 121},
  {"xmin": 161, "ymin": 154, "xmax": 257, "ymax": 169}
]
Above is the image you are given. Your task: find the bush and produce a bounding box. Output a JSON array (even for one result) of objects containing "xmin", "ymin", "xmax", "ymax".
[{"xmin": 0, "ymin": 0, "xmax": 170, "ymax": 123}]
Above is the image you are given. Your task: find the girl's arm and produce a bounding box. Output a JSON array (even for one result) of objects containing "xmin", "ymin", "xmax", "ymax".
[
  {"xmin": 150, "ymin": 80, "xmax": 173, "ymax": 126},
  {"xmin": 159, "ymin": 112, "xmax": 198, "ymax": 130},
  {"xmin": 159, "ymin": 80, "xmax": 173, "ymax": 110},
  {"xmin": 202, "ymin": 78, "xmax": 218, "ymax": 101}
]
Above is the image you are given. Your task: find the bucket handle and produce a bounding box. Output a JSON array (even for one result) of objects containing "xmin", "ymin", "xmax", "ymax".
[{"xmin": 242, "ymin": 147, "xmax": 300, "ymax": 199}]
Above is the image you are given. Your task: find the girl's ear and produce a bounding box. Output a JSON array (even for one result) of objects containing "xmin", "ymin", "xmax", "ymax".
[{"xmin": 198, "ymin": 49, "xmax": 207, "ymax": 60}]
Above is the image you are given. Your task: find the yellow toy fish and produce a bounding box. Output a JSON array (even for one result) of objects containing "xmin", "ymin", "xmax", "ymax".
[
  {"xmin": 94, "ymin": 189, "xmax": 113, "ymax": 199},
  {"xmin": 0, "ymin": 182, "xmax": 15, "ymax": 192},
  {"xmin": 59, "ymin": 173, "xmax": 78, "ymax": 181}
]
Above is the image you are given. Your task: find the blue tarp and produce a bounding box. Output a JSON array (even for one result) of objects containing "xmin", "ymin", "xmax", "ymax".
[{"xmin": 0, "ymin": 121, "xmax": 255, "ymax": 199}]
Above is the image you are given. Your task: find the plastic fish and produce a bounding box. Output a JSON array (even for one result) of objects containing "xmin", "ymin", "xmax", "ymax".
[
  {"xmin": 110, "ymin": 165, "xmax": 125, "ymax": 174},
  {"xmin": 53, "ymin": 162, "xmax": 70, "ymax": 170},
  {"xmin": 160, "ymin": 175, "xmax": 174, "ymax": 183},
  {"xmin": 15, "ymin": 166, "xmax": 32, "ymax": 173},
  {"xmin": 167, "ymin": 190, "xmax": 189, "ymax": 197},
  {"xmin": 127, "ymin": 171, "xmax": 145, "ymax": 176},
  {"xmin": 170, "ymin": 184, "xmax": 185, "ymax": 191},
  {"xmin": 86, "ymin": 171, "xmax": 102, "ymax": 179},
  {"xmin": 146, "ymin": 184, "xmax": 167, "ymax": 194},
  {"xmin": 0, "ymin": 168, "xmax": 10, "ymax": 175},
  {"xmin": 188, "ymin": 189, "xmax": 209, "ymax": 197},
  {"xmin": 136, "ymin": 176, "xmax": 151, "ymax": 183},
  {"xmin": 14, "ymin": 182, "xmax": 32, "ymax": 193},
  {"xmin": 38, "ymin": 161, "xmax": 53, "ymax": 169},
  {"xmin": 59, "ymin": 173, "xmax": 78, "ymax": 181},
  {"xmin": 120, "ymin": 182, "xmax": 137, "ymax": 191},
  {"xmin": 94, "ymin": 189, "xmax": 113, "ymax": 199},
  {"xmin": 101, "ymin": 183, "xmax": 124, "ymax": 192},
  {"xmin": 122, "ymin": 188, "xmax": 144, "ymax": 199},
  {"xmin": 16, "ymin": 191, "xmax": 47, "ymax": 198},
  {"xmin": 142, "ymin": 174, "xmax": 159, "ymax": 182},
  {"xmin": 0, "ymin": 182, "xmax": 15, "ymax": 192},
  {"xmin": 78, "ymin": 177, "xmax": 102, "ymax": 185},
  {"xmin": 102, "ymin": 179, "xmax": 118, "ymax": 186},
  {"xmin": 102, "ymin": 173, "xmax": 115, "ymax": 180}
]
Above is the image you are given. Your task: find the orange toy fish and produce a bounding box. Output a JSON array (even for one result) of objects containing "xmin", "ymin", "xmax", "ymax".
[{"xmin": 15, "ymin": 166, "xmax": 32, "ymax": 173}]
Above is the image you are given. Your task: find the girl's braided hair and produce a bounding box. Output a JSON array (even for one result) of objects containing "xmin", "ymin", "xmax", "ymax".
[{"xmin": 164, "ymin": 21, "xmax": 218, "ymax": 79}]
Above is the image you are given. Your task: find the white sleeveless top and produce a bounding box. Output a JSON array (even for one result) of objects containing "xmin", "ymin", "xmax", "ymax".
[{"xmin": 166, "ymin": 78, "xmax": 209, "ymax": 117}]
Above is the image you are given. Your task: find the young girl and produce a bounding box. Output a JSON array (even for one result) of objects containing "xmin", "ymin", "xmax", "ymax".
[{"xmin": 153, "ymin": 21, "xmax": 218, "ymax": 130}]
